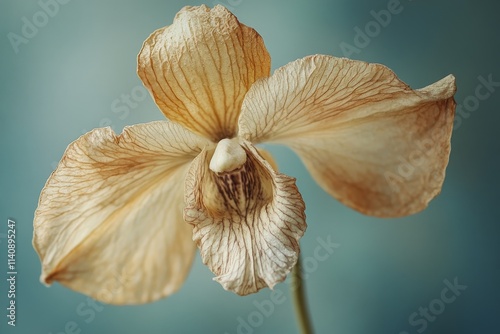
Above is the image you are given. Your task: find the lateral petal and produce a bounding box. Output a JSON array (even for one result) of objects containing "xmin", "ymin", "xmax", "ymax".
[
  {"xmin": 137, "ymin": 5, "xmax": 271, "ymax": 141},
  {"xmin": 184, "ymin": 142, "xmax": 306, "ymax": 295},
  {"xmin": 33, "ymin": 121, "xmax": 210, "ymax": 304},
  {"xmin": 238, "ymin": 55, "xmax": 456, "ymax": 217}
]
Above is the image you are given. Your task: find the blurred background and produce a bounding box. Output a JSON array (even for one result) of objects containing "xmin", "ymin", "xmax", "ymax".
[{"xmin": 1, "ymin": 0, "xmax": 499, "ymax": 333}]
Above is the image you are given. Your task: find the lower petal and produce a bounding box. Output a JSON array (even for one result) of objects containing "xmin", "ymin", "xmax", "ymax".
[
  {"xmin": 33, "ymin": 121, "xmax": 209, "ymax": 304},
  {"xmin": 184, "ymin": 143, "xmax": 306, "ymax": 295}
]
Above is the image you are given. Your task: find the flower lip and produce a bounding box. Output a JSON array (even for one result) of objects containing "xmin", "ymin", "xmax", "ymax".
[{"xmin": 184, "ymin": 142, "xmax": 307, "ymax": 295}]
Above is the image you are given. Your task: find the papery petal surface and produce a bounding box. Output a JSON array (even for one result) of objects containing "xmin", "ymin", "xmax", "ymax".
[
  {"xmin": 138, "ymin": 5, "xmax": 271, "ymax": 141},
  {"xmin": 238, "ymin": 55, "xmax": 456, "ymax": 217},
  {"xmin": 33, "ymin": 121, "xmax": 210, "ymax": 304}
]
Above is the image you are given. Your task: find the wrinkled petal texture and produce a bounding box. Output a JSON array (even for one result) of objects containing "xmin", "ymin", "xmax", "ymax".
[
  {"xmin": 184, "ymin": 142, "xmax": 306, "ymax": 295},
  {"xmin": 33, "ymin": 121, "xmax": 210, "ymax": 304},
  {"xmin": 239, "ymin": 55, "xmax": 456, "ymax": 217},
  {"xmin": 138, "ymin": 5, "xmax": 271, "ymax": 141}
]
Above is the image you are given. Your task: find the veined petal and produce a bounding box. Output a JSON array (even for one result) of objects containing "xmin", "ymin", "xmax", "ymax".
[
  {"xmin": 184, "ymin": 142, "xmax": 306, "ymax": 295},
  {"xmin": 33, "ymin": 121, "xmax": 211, "ymax": 304},
  {"xmin": 238, "ymin": 55, "xmax": 456, "ymax": 217},
  {"xmin": 137, "ymin": 5, "xmax": 271, "ymax": 141}
]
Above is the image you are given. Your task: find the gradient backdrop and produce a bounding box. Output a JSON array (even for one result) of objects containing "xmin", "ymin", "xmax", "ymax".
[{"xmin": 1, "ymin": 0, "xmax": 499, "ymax": 333}]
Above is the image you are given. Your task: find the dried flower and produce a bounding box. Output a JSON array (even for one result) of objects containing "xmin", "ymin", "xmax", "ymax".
[{"xmin": 33, "ymin": 5, "xmax": 456, "ymax": 304}]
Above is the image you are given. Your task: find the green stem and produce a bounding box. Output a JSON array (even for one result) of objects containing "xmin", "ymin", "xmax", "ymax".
[{"xmin": 291, "ymin": 255, "xmax": 314, "ymax": 334}]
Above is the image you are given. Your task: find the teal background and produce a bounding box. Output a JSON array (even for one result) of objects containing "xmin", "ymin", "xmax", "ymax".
[{"xmin": 1, "ymin": 0, "xmax": 499, "ymax": 333}]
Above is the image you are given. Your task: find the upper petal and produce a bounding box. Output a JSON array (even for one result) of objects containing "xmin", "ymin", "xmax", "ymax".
[
  {"xmin": 238, "ymin": 55, "xmax": 456, "ymax": 217},
  {"xmin": 33, "ymin": 121, "xmax": 211, "ymax": 304},
  {"xmin": 184, "ymin": 142, "xmax": 306, "ymax": 295},
  {"xmin": 137, "ymin": 5, "xmax": 271, "ymax": 142}
]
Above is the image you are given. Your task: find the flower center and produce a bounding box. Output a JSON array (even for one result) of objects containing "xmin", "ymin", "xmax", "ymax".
[
  {"xmin": 201, "ymin": 141, "xmax": 273, "ymax": 219},
  {"xmin": 209, "ymin": 138, "xmax": 247, "ymax": 173}
]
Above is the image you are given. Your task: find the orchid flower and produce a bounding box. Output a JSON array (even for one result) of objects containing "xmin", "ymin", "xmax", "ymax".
[{"xmin": 33, "ymin": 5, "xmax": 456, "ymax": 306}]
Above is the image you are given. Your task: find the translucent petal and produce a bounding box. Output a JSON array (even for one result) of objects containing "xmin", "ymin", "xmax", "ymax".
[
  {"xmin": 239, "ymin": 55, "xmax": 456, "ymax": 216},
  {"xmin": 33, "ymin": 121, "xmax": 210, "ymax": 304}
]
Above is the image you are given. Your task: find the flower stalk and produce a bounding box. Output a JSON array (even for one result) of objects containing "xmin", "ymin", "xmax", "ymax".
[{"xmin": 292, "ymin": 255, "xmax": 314, "ymax": 334}]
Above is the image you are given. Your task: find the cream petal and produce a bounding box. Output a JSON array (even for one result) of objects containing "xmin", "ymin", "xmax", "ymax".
[
  {"xmin": 137, "ymin": 5, "xmax": 271, "ymax": 141},
  {"xmin": 238, "ymin": 55, "xmax": 456, "ymax": 217},
  {"xmin": 184, "ymin": 142, "xmax": 306, "ymax": 295},
  {"xmin": 33, "ymin": 121, "xmax": 211, "ymax": 304}
]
